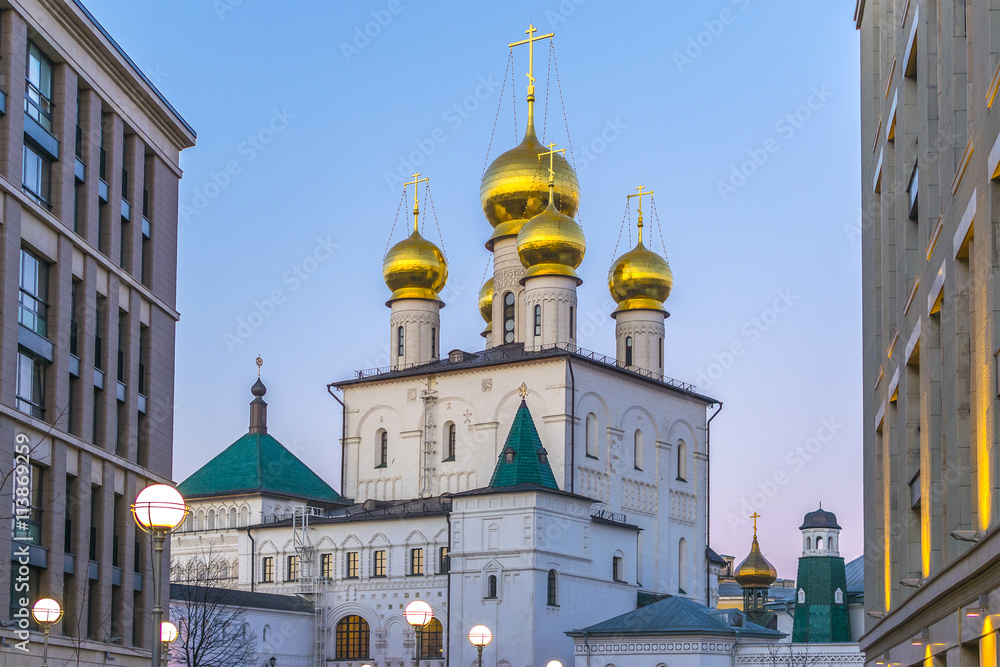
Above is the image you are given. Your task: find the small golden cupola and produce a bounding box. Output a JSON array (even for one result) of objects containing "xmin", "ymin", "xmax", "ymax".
[
  {"xmin": 516, "ymin": 143, "xmax": 586, "ymax": 283},
  {"xmin": 479, "ymin": 277, "xmax": 494, "ymax": 340},
  {"xmin": 382, "ymin": 173, "xmax": 448, "ymax": 306},
  {"xmin": 480, "ymin": 25, "xmax": 579, "ymax": 250},
  {"xmin": 734, "ymin": 514, "xmax": 778, "ymax": 589},
  {"xmin": 608, "ymin": 186, "xmax": 673, "ymax": 316}
]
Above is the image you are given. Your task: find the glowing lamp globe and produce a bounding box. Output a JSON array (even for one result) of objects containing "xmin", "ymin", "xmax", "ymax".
[
  {"xmin": 547, "ymin": 661, "xmax": 563, "ymax": 667},
  {"xmin": 468, "ymin": 624, "xmax": 493, "ymax": 647},
  {"xmin": 132, "ymin": 484, "xmax": 187, "ymax": 531},
  {"xmin": 31, "ymin": 598, "xmax": 62, "ymax": 625},
  {"xmin": 403, "ymin": 600, "xmax": 433, "ymax": 627},
  {"xmin": 161, "ymin": 621, "xmax": 179, "ymax": 644}
]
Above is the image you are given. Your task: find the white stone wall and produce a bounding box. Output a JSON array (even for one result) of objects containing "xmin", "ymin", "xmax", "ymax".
[
  {"xmin": 389, "ymin": 298, "xmax": 441, "ymax": 369},
  {"xmin": 614, "ymin": 308, "xmax": 666, "ymax": 375},
  {"xmin": 570, "ymin": 638, "xmax": 864, "ymax": 667}
]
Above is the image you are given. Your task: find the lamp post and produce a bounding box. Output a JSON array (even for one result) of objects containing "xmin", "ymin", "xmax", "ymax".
[
  {"xmin": 132, "ymin": 484, "xmax": 188, "ymax": 667},
  {"xmin": 467, "ymin": 624, "xmax": 492, "ymax": 667},
  {"xmin": 546, "ymin": 661, "xmax": 563, "ymax": 667},
  {"xmin": 403, "ymin": 600, "xmax": 433, "ymax": 667},
  {"xmin": 160, "ymin": 621, "xmax": 178, "ymax": 662},
  {"xmin": 31, "ymin": 598, "xmax": 63, "ymax": 667}
]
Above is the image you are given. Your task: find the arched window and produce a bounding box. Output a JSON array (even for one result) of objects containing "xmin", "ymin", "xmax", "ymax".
[
  {"xmin": 335, "ymin": 615, "xmax": 370, "ymax": 659},
  {"xmin": 678, "ymin": 538, "xmax": 688, "ymax": 594},
  {"xmin": 585, "ymin": 413, "xmax": 598, "ymax": 458},
  {"xmin": 419, "ymin": 618, "xmax": 444, "ymax": 658},
  {"xmin": 219, "ymin": 561, "xmax": 230, "ymax": 580},
  {"xmin": 533, "ymin": 304, "xmax": 542, "ymax": 337},
  {"xmin": 798, "ymin": 588, "xmax": 806, "ymax": 604},
  {"xmin": 207, "ymin": 509, "xmax": 215, "ymax": 531},
  {"xmin": 817, "ymin": 536, "xmax": 824, "ymax": 550},
  {"xmin": 397, "ymin": 326, "xmax": 404, "ymax": 357},
  {"xmin": 431, "ymin": 326, "xmax": 437, "ymax": 358},
  {"xmin": 239, "ymin": 506, "xmax": 249, "ymax": 527},
  {"xmin": 806, "ymin": 536, "xmax": 812, "ymax": 550},
  {"xmin": 228, "ymin": 507, "xmax": 236, "ymax": 529},
  {"xmin": 377, "ymin": 429, "xmax": 387, "ymax": 467},
  {"xmin": 633, "ymin": 429, "xmax": 644, "ymax": 470},
  {"xmin": 677, "ymin": 440, "xmax": 688, "ymax": 481},
  {"xmin": 262, "ymin": 625, "xmax": 270, "ymax": 642},
  {"xmin": 613, "ymin": 552, "xmax": 625, "ymax": 582},
  {"xmin": 831, "ymin": 536, "xmax": 837, "ymax": 552},
  {"xmin": 835, "ymin": 588, "xmax": 844, "ymax": 604},
  {"xmin": 445, "ymin": 423, "xmax": 456, "ymax": 460},
  {"xmin": 625, "ymin": 336, "xmax": 633, "ymax": 366},
  {"xmin": 547, "ymin": 570, "xmax": 558, "ymax": 606},
  {"xmin": 232, "ymin": 559, "xmax": 239, "ymax": 580},
  {"xmin": 487, "ymin": 574, "xmax": 498, "ymax": 598},
  {"xmin": 195, "ymin": 509, "xmax": 204, "ymax": 531},
  {"xmin": 502, "ymin": 292, "xmax": 515, "ymax": 344}
]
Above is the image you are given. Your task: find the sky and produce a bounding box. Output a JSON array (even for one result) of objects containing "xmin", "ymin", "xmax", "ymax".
[{"xmin": 83, "ymin": 0, "xmax": 862, "ymax": 579}]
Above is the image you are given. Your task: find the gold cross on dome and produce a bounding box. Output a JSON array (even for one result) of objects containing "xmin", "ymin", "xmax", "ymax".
[
  {"xmin": 403, "ymin": 172, "xmax": 429, "ymax": 232},
  {"xmin": 518, "ymin": 382, "xmax": 528, "ymax": 398},
  {"xmin": 626, "ymin": 185, "xmax": 655, "ymax": 242},
  {"xmin": 537, "ymin": 142, "xmax": 565, "ymax": 185},
  {"xmin": 509, "ymin": 24, "xmax": 554, "ymax": 94},
  {"xmin": 751, "ymin": 511, "xmax": 761, "ymax": 536},
  {"xmin": 256, "ymin": 355, "xmax": 263, "ymax": 378}
]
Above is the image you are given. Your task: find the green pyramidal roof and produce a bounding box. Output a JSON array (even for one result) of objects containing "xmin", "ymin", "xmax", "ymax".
[
  {"xmin": 489, "ymin": 400, "xmax": 559, "ymax": 490},
  {"xmin": 178, "ymin": 432, "xmax": 345, "ymax": 505}
]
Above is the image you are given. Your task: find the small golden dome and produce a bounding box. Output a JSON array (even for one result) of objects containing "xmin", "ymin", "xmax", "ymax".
[
  {"xmin": 608, "ymin": 241, "xmax": 673, "ymax": 316},
  {"xmin": 479, "ymin": 278, "xmax": 494, "ymax": 335},
  {"xmin": 480, "ymin": 122, "xmax": 580, "ymax": 249},
  {"xmin": 734, "ymin": 535, "xmax": 778, "ymax": 588},
  {"xmin": 516, "ymin": 198, "xmax": 585, "ymax": 283},
  {"xmin": 382, "ymin": 229, "xmax": 448, "ymax": 305}
]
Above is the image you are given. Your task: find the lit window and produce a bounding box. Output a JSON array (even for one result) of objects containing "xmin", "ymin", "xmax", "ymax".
[
  {"xmin": 335, "ymin": 615, "xmax": 370, "ymax": 659},
  {"xmin": 321, "ymin": 553, "xmax": 333, "ymax": 580},
  {"xmin": 410, "ymin": 548, "xmax": 424, "ymax": 575},
  {"xmin": 419, "ymin": 618, "xmax": 444, "ymax": 658},
  {"xmin": 16, "ymin": 351, "xmax": 45, "ymax": 419},
  {"xmin": 547, "ymin": 569, "xmax": 558, "ymax": 606},
  {"xmin": 25, "ymin": 43, "xmax": 53, "ymax": 132},
  {"xmin": 534, "ymin": 304, "xmax": 541, "ymax": 337},
  {"xmin": 345, "ymin": 551, "xmax": 359, "ymax": 579},
  {"xmin": 261, "ymin": 556, "xmax": 274, "ymax": 583},
  {"xmin": 372, "ymin": 550, "xmax": 386, "ymax": 577},
  {"xmin": 286, "ymin": 555, "xmax": 298, "ymax": 582},
  {"xmin": 22, "ymin": 143, "xmax": 52, "ymax": 205},
  {"xmin": 502, "ymin": 292, "xmax": 515, "ymax": 344},
  {"xmin": 625, "ymin": 336, "xmax": 633, "ymax": 366},
  {"xmin": 439, "ymin": 546, "xmax": 449, "ymax": 574}
]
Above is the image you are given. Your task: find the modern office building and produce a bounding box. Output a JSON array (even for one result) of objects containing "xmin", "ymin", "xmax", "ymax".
[
  {"xmin": 857, "ymin": 0, "xmax": 1000, "ymax": 663},
  {"xmin": 0, "ymin": 0, "xmax": 194, "ymax": 664}
]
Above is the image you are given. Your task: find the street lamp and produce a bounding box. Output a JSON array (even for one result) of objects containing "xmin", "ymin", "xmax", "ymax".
[
  {"xmin": 161, "ymin": 621, "xmax": 178, "ymax": 661},
  {"xmin": 31, "ymin": 598, "xmax": 63, "ymax": 667},
  {"xmin": 468, "ymin": 624, "xmax": 492, "ymax": 667},
  {"xmin": 403, "ymin": 600, "xmax": 433, "ymax": 667},
  {"xmin": 133, "ymin": 484, "xmax": 188, "ymax": 667},
  {"xmin": 546, "ymin": 662, "xmax": 563, "ymax": 667}
]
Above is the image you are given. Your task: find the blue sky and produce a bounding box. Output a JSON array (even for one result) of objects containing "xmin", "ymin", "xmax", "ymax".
[{"xmin": 85, "ymin": 0, "xmax": 861, "ymax": 578}]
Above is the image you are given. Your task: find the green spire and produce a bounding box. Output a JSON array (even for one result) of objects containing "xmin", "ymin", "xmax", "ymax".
[{"xmin": 489, "ymin": 400, "xmax": 559, "ymax": 490}]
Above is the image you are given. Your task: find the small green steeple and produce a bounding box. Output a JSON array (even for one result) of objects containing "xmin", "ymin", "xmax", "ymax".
[{"xmin": 489, "ymin": 397, "xmax": 559, "ymax": 490}]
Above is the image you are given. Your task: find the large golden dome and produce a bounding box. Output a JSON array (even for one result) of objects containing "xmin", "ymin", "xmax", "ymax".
[
  {"xmin": 478, "ymin": 278, "xmax": 494, "ymax": 335},
  {"xmin": 516, "ymin": 197, "xmax": 585, "ymax": 283},
  {"xmin": 734, "ymin": 535, "xmax": 778, "ymax": 588},
  {"xmin": 382, "ymin": 229, "xmax": 448, "ymax": 305},
  {"xmin": 608, "ymin": 240, "xmax": 673, "ymax": 316},
  {"xmin": 480, "ymin": 120, "xmax": 580, "ymax": 249}
]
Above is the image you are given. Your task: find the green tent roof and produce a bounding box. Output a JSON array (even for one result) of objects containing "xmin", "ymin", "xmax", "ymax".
[
  {"xmin": 488, "ymin": 400, "xmax": 559, "ymax": 490},
  {"xmin": 177, "ymin": 432, "xmax": 345, "ymax": 505}
]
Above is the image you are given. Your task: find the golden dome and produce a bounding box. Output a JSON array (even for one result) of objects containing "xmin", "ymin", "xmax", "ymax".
[
  {"xmin": 734, "ymin": 535, "xmax": 777, "ymax": 588},
  {"xmin": 478, "ymin": 278, "xmax": 494, "ymax": 335},
  {"xmin": 382, "ymin": 229, "xmax": 448, "ymax": 305},
  {"xmin": 608, "ymin": 240, "xmax": 673, "ymax": 316},
  {"xmin": 480, "ymin": 120, "xmax": 580, "ymax": 249},
  {"xmin": 516, "ymin": 196, "xmax": 585, "ymax": 283}
]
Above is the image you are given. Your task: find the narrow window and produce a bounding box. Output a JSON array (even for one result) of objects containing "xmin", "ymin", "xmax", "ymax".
[
  {"xmin": 377, "ymin": 430, "xmax": 388, "ymax": 467},
  {"xmin": 261, "ymin": 556, "xmax": 274, "ymax": 583},
  {"xmin": 446, "ymin": 423, "xmax": 456, "ymax": 460},
  {"xmin": 16, "ymin": 351, "xmax": 46, "ymax": 419},
  {"xmin": 658, "ymin": 336, "xmax": 663, "ymax": 370},
  {"xmin": 613, "ymin": 554, "xmax": 624, "ymax": 582},
  {"xmin": 397, "ymin": 326, "xmax": 404, "ymax": 357},
  {"xmin": 625, "ymin": 336, "xmax": 633, "ymax": 366},
  {"xmin": 633, "ymin": 429, "xmax": 644, "ymax": 470},
  {"xmin": 569, "ymin": 305, "xmax": 575, "ymax": 341},
  {"xmin": 22, "ymin": 143, "xmax": 52, "ymax": 205},
  {"xmin": 19, "ymin": 248, "xmax": 49, "ymax": 337},
  {"xmin": 817, "ymin": 536, "xmax": 825, "ymax": 550},
  {"xmin": 585, "ymin": 413, "xmax": 598, "ymax": 458},
  {"xmin": 678, "ymin": 538, "xmax": 688, "ymax": 593},
  {"xmin": 321, "ymin": 553, "xmax": 333, "ymax": 579},
  {"xmin": 372, "ymin": 550, "xmax": 386, "ymax": 577},
  {"xmin": 677, "ymin": 440, "xmax": 688, "ymax": 481},
  {"xmin": 534, "ymin": 304, "xmax": 542, "ymax": 337},
  {"xmin": 25, "ymin": 43, "xmax": 54, "ymax": 132},
  {"xmin": 487, "ymin": 574, "xmax": 498, "ymax": 598},
  {"xmin": 547, "ymin": 570, "xmax": 558, "ymax": 606},
  {"xmin": 345, "ymin": 551, "xmax": 359, "ymax": 578},
  {"xmin": 419, "ymin": 618, "xmax": 444, "ymax": 659},
  {"xmin": 430, "ymin": 326, "xmax": 437, "ymax": 358},
  {"xmin": 502, "ymin": 292, "xmax": 515, "ymax": 344},
  {"xmin": 410, "ymin": 548, "xmax": 424, "ymax": 575},
  {"xmin": 286, "ymin": 555, "xmax": 298, "ymax": 581},
  {"xmin": 439, "ymin": 546, "xmax": 450, "ymax": 574}
]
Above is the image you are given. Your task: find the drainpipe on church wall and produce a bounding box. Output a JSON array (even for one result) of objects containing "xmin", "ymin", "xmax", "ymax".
[
  {"xmin": 706, "ymin": 401, "xmax": 723, "ymax": 606},
  {"xmin": 567, "ymin": 357, "xmax": 576, "ymax": 494},
  {"xmin": 247, "ymin": 526, "xmax": 256, "ymax": 593},
  {"xmin": 327, "ymin": 384, "xmax": 347, "ymax": 494}
]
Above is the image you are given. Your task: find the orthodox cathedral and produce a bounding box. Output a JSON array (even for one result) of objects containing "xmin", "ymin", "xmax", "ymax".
[{"xmin": 168, "ymin": 26, "xmax": 858, "ymax": 667}]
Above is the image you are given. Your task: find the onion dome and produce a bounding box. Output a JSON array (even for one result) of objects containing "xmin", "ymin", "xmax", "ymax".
[
  {"xmin": 479, "ymin": 278, "xmax": 494, "ymax": 336},
  {"xmin": 800, "ymin": 506, "xmax": 841, "ymax": 530},
  {"xmin": 516, "ymin": 195, "xmax": 585, "ymax": 283},
  {"xmin": 382, "ymin": 229, "xmax": 448, "ymax": 305},
  {"xmin": 608, "ymin": 240, "xmax": 673, "ymax": 316},
  {"xmin": 480, "ymin": 119, "xmax": 580, "ymax": 249},
  {"xmin": 734, "ymin": 534, "xmax": 778, "ymax": 588}
]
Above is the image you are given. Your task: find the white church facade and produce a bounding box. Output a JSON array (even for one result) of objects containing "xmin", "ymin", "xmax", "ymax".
[{"xmin": 170, "ymin": 24, "xmax": 729, "ymax": 667}]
